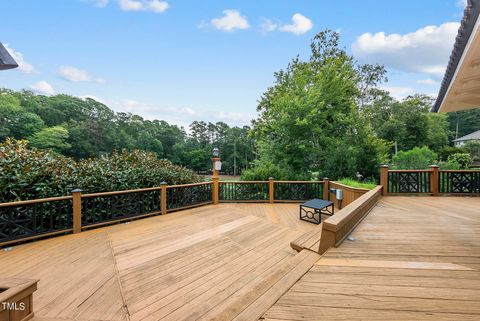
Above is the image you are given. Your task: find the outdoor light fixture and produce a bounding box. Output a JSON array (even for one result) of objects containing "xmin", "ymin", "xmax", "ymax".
[
  {"xmin": 212, "ymin": 147, "xmax": 220, "ymax": 157},
  {"xmin": 0, "ymin": 42, "xmax": 18, "ymax": 70}
]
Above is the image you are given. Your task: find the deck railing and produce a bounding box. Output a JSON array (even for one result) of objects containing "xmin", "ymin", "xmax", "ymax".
[
  {"xmin": 380, "ymin": 165, "xmax": 480, "ymax": 195},
  {"xmin": 0, "ymin": 179, "xmax": 327, "ymax": 246},
  {"xmin": 0, "ymin": 196, "xmax": 74, "ymax": 244}
]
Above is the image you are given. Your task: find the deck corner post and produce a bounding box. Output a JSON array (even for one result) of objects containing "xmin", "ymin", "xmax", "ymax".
[
  {"xmin": 160, "ymin": 182, "xmax": 167, "ymax": 214},
  {"xmin": 72, "ymin": 189, "xmax": 82, "ymax": 234},
  {"xmin": 323, "ymin": 177, "xmax": 329, "ymax": 200},
  {"xmin": 430, "ymin": 165, "xmax": 440, "ymax": 196},
  {"xmin": 380, "ymin": 165, "xmax": 389, "ymax": 196},
  {"xmin": 269, "ymin": 177, "xmax": 275, "ymax": 203}
]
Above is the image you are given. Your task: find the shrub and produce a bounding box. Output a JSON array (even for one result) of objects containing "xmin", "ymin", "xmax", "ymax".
[
  {"xmin": 465, "ymin": 141, "xmax": 480, "ymax": 160},
  {"xmin": 0, "ymin": 139, "xmax": 76, "ymax": 202},
  {"xmin": 391, "ymin": 146, "xmax": 437, "ymax": 170},
  {"xmin": 0, "ymin": 139, "xmax": 201, "ymax": 202},
  {"xmin": 241, "ymin": 163, "xmax": 305, "ymax": 181},
  {"xmin": 438, "ymin": 146, "xmax": 469, "ymax": 161},
  {"xmin": 74, "ymin": 149, "xmax": 201, "ymax": 193},
  {"xmin": 446, "ymin": 153, "xmax": 472, "ymax": 169}
]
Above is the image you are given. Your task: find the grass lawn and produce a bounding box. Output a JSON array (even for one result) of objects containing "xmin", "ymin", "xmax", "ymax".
[{"xmin": 338, "ymin": 178, "xmax": 377, "ymax": 190}]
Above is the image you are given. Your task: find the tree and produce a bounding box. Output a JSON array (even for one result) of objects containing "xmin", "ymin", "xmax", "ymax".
[
  {"xmin": 29, "ymin": 126, "xmax": 71, "ymax": 153},
  {"xmin": 251, "ymin": 29, "xmax": 388, "ymax": 179}
]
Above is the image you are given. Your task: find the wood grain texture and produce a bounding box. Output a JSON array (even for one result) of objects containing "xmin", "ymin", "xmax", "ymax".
[
  {"xmin": 0, "ymin": 203, "xmax": 316, "ymax": 321},
  {"xmin": 263, "ymin": 196, "xmax": 480, "ymax": 321}
]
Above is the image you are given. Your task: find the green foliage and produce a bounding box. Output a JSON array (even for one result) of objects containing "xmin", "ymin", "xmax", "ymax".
[
  {"xmin": 465, "ymin": 141, "xmax": 480, "ymax": 160},
  {"xmin": 0, "ymin": 139, "xmax": 201, "ymax": 202},
  {"xmin": 337, "ymin": 178, "xmax": 376, "ymax": 190},
  {"xmin": 74, "ymin": 149, "xmax": 201, "ymax": 193},
  {"xmin": 28, "ymin": 126, "xmax": 71, "ymax": 153},
  {"xmin": 240, "ymin": 163, "xmax": 303, "ymax": 181},
  {"xmin": 391, "ymin": 147, "xmax": 437, "ymax": 170},
  {"xmin": 438, "ymin": 146, "xmax": 469, "ymax": 161},
  {"xmin": 447, "ymin": 109, "xmax": 480, "ymax": 139},
  {"xmin": 0, "ymin": 89, "xmax": 255, "ymax": 174},
  {"xmin": 0, "ymin": 139, "xmax": 76, "ymax": 202},
  {"xmin": 365, "ymin": 93, "xmax": 450, "ymax": 153},
  {"xmin": 446, "ymin": 153, "xmax": 472, "ymax": 169},
  {"xmin": 252, "ymin": 29, "xmax": 388, "ymax": 180}
]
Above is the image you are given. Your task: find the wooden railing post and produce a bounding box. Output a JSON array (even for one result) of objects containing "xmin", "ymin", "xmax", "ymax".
[
  {"xmin": 380, "ymin": 165, "xmax": 389, "ymax": 196},
  {"xmin": 160, "ymin": 182, "xmax": 167, "ymax": 214},
  {"xmin": 212, "ymin": 157, "xmax": 220, "ymax": 205},
  {"xmin": 430, "ymin": 165, "xmax": 439, "ymax": 196},
  {"xmin": 269, "ymin": 177, "xmax": 274, "ymax": 203},
  {"xmin": 72, "ymin": 189, "xmax": 82, "ymax": 234},
  {"xmin": 323, "ymin": 177, "xmax": 329, "ymax": 200}
]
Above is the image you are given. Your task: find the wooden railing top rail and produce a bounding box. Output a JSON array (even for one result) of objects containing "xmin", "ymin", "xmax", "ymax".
[
  {"xmin": 440, "ymin": 169, "xmax": 480, "ymax": 172},
  {"xmin": 323, "ymin": 186, "xmax": 382, "ymax": 233},
  {"xmin": 388, "ymin": 169, "xmax": 480, "ymax": 172},
  {"xmin": 82, "ymin": 186, "xmax": 162, "ymax": 198},
  {"xmin": 274, "ymin": 180, "xmax": 324, "ymax": 183},
  {"xmin": 387, "ymin": 169, "xmax": 432, "ymax": 172},
  {"xmin": 329, "ymin": 181, "xmax": 370, "ymax": 193},
  {"xmin": 166, "ymin": 181, "xmax": 212, "ymax": 188},
  {"xmin": 0, "ymin": 195, "xmax": 73, "ymax": 207},
  {"xmin": 219, "ymin": 181, "xmax": 269, "ymax": 184}
]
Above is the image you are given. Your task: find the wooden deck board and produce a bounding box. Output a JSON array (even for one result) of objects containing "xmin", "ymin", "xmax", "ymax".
[
  {"xmin": 263, "ymin": 196, "xmax": 480, "ymax": 320},
  {"xmin": 0, "ymin": 203, "xmax": 315, "ymax": 321}
]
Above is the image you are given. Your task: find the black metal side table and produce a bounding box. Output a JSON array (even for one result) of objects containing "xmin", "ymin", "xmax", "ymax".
[{"xmin": 299, "ymin": 198, "xmax": 334, "ymax": 224}]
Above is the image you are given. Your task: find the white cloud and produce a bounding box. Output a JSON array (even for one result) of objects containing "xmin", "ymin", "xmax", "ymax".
[
  {"xmin": 30, "ymin": 81, "xmax": 55, "ymax": 95},
  {"xmin": 107, "ymin": 98, "xmax": 252, "ymax": 127},
  {"xmin": 147, "ymin": 0, "xmax": 169, "ymax": 12},
  {"xmin": 381, "ymin": 86, "xmax": 415, "ymax": 100},
  {"xmin": 3, "ymin": 44, "xmax": 35, "ymax": 74},
  {"xmin": 260, "ymin": 18, "xmax": 278, "ymax": 34},
  {"xmin": 279, "ymin": 13, "xmax": 313, "ymax": 35},
  {"xmin": 352, "ymin": 22, "xmax": 460, "ymax": 77},
  {"xmin": 58, "ymin": 66, "xmax": 105, "ymax": 83},
  {"xmin": 85, "ymin": 0, "xmax": 109, "ymax": 7},
  {"xmin": 211, "ymin": 10, "xmax": 249, "ymax": 32},
  {"xmin": 81, "ymin": 95, "xmax": 107, "ymax": 104},
  {"xmin": 416, "ymin": 78, "xmax": 438, "ymax": 85},
  {"xmin": 118, "ymin": 0, "xmax": 169, "ymax": 13}
]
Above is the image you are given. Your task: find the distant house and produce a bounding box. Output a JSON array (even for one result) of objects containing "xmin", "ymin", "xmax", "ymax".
[{"xmin": 453, "ymin": 129, "xmax": 480, "ymax": 147}]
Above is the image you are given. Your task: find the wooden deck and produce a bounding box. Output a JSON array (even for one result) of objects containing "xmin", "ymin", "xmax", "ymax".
[
  {"xmin": 263, "ymin": 196, "xmax": 480, "ymax": 321},
  {"xmin": 0, "ymin": 203, "xmax": 321, "ymax": 321}
]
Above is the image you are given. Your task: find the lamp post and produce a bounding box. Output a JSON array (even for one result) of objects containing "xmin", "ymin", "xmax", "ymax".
[
  {"xmin": 0, "ymin": 42, "xmax": 18, "ymax": 70},
  {"xmin": 212, "ymin": 147, "xmax": 221, "ymax": 205}
]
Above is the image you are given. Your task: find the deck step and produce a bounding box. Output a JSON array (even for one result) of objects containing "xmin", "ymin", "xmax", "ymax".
[
  {"xmin": 197, "ymin": 249, "xmax": 321, "ymax": 321},
  {"xmin": 290, "ymin": 227, "xmax": 322, "ymax": 252}
]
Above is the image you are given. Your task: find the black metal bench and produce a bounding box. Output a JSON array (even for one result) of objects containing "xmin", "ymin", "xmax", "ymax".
[{"xmin": 299, "ymin": 198, "xmax": 334, "ymax": 224}]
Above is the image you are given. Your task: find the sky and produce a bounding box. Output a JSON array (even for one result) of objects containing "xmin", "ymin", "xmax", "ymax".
[{"xmin": 0, "ymin": 0, "xmax": 469, "ymax": 128}]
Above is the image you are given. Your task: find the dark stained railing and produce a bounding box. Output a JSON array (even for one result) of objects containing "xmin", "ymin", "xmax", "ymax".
[
  {"xmin": 166, "ymin": 182, "xmax": 213, "ymax": 211},
  {"xmin": 81, "ymin": 188, "xmax": 161, "ymax": 226},
  {"xmin": 219, "ymin": 181, "xmax": 269, "ymax": 201},
  {"xmin": 439, "ymin": 170, "xmax": 480, "ymax": 194},
  {"xmin": 387, "ymin": 170, "xmax": 431, "ymax": 194},
  {"xmin": 0, "ymin": 196, "xmax": 73, "ymax": 244},
  {"xmin": 274, "ymin": 181, "xmax": 323, "ymax": 201}
]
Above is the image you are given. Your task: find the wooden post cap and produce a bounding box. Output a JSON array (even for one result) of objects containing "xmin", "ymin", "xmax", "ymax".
[{"xmin": 71, "ymin": 188, "xmax": 82, "ymax": 193}]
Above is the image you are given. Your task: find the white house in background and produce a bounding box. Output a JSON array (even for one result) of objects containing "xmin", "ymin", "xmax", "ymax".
[{"xmin": 453, "ymin": 129, "xmax": 480, "ymax": 146}]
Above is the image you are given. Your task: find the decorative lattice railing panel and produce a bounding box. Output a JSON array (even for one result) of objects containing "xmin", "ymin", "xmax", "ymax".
[
  {"xmin": 274, "ymin": 182, "xmax": 323, "ymax": 201},
  {"xmin": 439, "ymin": 171, "xmax": 480, "ymax": 194},
  {"xmin": 166, "ymin": 183, "xmax": 212, "ymax": 210},
  {"xmin": 0, "ymin": 197, "xmax": 73, "ymax": 243},
  {"xmin": 82, "ymin": 189, "xmax": 161, "ymax": 226},
  {"xmin": 219, "ymin": 182, "xmax": 269, "ymax": 201},
  {"xmin": 388, "ymin": 171, "xmax": 430, "ymax": 193}
]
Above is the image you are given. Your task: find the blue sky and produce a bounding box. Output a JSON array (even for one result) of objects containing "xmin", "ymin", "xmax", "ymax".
[{"xmin": 0, "ymin": 0, "xmax": 468, "ymax": 127}]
